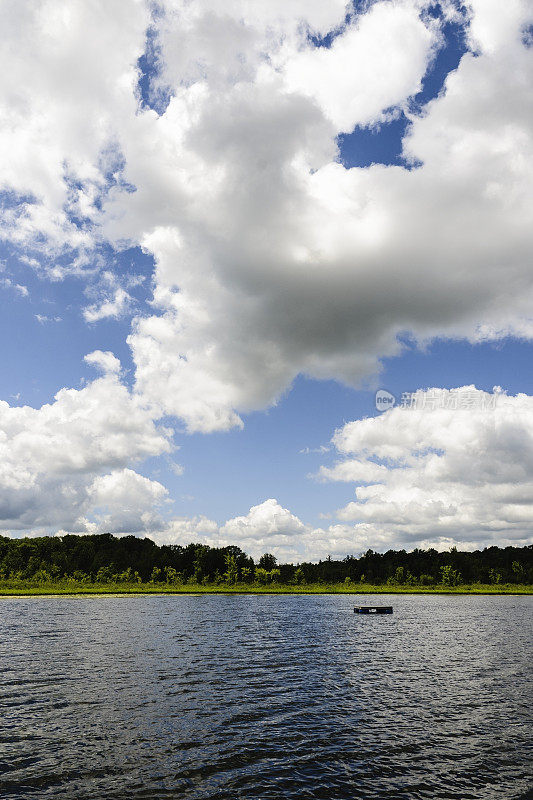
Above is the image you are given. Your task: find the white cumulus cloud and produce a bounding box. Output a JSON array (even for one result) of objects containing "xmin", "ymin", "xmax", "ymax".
[
  {"xmin": 0, "ymin": 364, "xmax": 172, "ymax": 534},
  {"xmin": 84, "ymin": 349, "xmax": 122, "ymax": 375},
  {"xmin": 121, "ymin": 0, "xmax": 533, "ymax": 432},
  {"xmin": 284, "ymin": 1, "xmax": 437, "ymax": 132},
  {"xmin": 83, "ymin": 286, "xmax": 132, "ymax": 323},
  {"xmin": 1, "ymin": 1, "xmax": 532, "ymax": 432},
  {"xmin": 88, "ymin": 468, "xmax": 169, "ymax": 534},
  {"xmin": 319, "ymin": 387, "xmax": 533, "ymax": 549}
]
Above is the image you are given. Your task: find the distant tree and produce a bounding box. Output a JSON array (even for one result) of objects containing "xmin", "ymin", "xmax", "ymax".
[
  {"xmin": 270, "ymin": 569, "xmax": 281, "ymax": 584},
  {"xmin": 95, "ymin": 566, "xmax": 114, "ymax": 583},
  {"xmin": 241, "ymin": 566, "xmax": 253, "ymax": 584},
  {"xmin": 26, "ymin": 555, "xmax": 40, "ymax": 578},
  {"xmin": 386, "ymin": 566, "xmax": 407, "ymax": 586},
  {"xmin": 164, "ymin": 566, "xmax": 177, "ymax": 584},
  {"xmin": 440, "ymin": 565, "xmax": 462, "ymax": 586},
  {"xmin": 0, "ymin": 534, "xmax": 531, "ymax": 589},
  {"xmin": 72, "ymin": 570, "xmax": 90, "ymax": 584},
  {"xmin": 488, "ymin": 568, "xmax": 502, "ymax": 584},
  {"xmin": 150, "ymin": 567, "xmax": 162, "ymax": 583},
  {"xmin": 164, "ymin": 566, "xmax": 182, "ymax": 585},
  {"xmin": 32, "ymin": 569, "xmax": 52, "ymax": 584},
  {"xmin": 193, "ymin": 544, "xmax": 211, "ymax": 583},
  {"xmin": 259, "ymin": 553, "xmax": 277, "ymax": 571},
  {"xmin": 116, "ymin": 567, "xmax": 135, "ymax": 583},
  {"xmin": 254, "ymin": 567, "xmax": 269, "ymax": 585},
  {"xmin": 394, "ymin": 566, "xmax": 406, "ymax": 584},
  {"xmin": 294, "ymin": 566, "xmax": 306, "ymax": 585},
  {"xmin": 224, "ymin": 553, "xmax": 238, "ymax": 584},
  {"xmin": 512, "ymin": 561, "xmax": 525, "ymax": 583}
]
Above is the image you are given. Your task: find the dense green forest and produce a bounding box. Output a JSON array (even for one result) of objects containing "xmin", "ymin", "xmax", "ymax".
[{"xmin": 0, "ymin": 533, "xmax": 531, "ymax": 588}]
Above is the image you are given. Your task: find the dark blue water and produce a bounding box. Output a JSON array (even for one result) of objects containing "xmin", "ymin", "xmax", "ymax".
[{"xmin": 0, "ymin": 594, "xmax": 531, "ymax": 800}]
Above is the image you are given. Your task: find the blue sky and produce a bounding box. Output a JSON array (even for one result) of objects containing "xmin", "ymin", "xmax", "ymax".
[{"xmin": 0, "ymin": 0, "xmax": 532, "ymax": 559}]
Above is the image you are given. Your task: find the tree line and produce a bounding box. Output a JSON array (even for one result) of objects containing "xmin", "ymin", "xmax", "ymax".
[{"xmin": 0, "ymin": 533, "xmax": 531, "ymax": 585}]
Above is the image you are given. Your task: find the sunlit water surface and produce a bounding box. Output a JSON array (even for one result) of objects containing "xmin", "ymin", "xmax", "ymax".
[{"xmin": 0, "ymin": 594, "xmax": 531, "ymax": 800}]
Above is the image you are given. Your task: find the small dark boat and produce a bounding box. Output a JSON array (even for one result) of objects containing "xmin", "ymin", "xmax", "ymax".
[{"xmin": 354, "ymin": 606, "xmax": 393, "ymax": 614}]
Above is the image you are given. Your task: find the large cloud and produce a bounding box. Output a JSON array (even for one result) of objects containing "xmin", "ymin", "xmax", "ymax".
[
  {"xmin": 317, "ymin": 387, "xmax": 533, "ymax": 550},
  {"xmin": 284, "ymin": 1, "xmax": 436, "ymax": 131},
  {"xmin": 0, "ymin": 353, "xmax": 172, "ymax": 534},
  {"xmin": 1, "ymin": 1, "xmax": 532, "ymax": 430},
  {"xmin": 0, "ymin": 0, "xmax": 150, "ymax": 257},
  {"xmin": 123, "ymin": 0, "xmax": 533, "ymax": 432},
  {"xmin": 87, "ymin": 468, "xmax": 169, "ymax": 535}
]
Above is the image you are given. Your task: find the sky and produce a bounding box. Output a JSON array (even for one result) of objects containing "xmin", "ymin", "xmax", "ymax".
[{"xmin": 0, "ymin": 0, "xmax": 532, "ymax": 562}]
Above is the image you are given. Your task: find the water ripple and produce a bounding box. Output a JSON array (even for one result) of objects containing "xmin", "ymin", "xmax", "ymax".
[{"xmin": 0, "ymin": 594, "xmax": 531, "ymax": 799}]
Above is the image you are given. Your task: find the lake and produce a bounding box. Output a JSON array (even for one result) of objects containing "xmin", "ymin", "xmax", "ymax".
[{"xmin": 0, "ymin": 594, "xmax": 531, "ymax": 799}]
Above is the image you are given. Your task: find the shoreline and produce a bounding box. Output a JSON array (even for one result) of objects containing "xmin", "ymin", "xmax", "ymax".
[{"xmin": 0, "ymin": 583, "xmax": 531, "ymax": 597}]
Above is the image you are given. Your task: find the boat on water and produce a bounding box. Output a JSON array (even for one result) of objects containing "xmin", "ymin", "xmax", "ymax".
[{"xmin": 354, "ymin": 606, "xmax": 393, "ymax": 614}]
